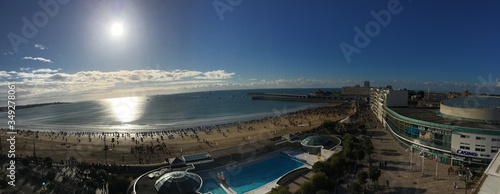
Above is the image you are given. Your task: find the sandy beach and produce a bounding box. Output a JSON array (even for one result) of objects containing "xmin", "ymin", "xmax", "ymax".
[{"xmin": 1, "ymin": 103, "xmax": 354, "ymax": 165}]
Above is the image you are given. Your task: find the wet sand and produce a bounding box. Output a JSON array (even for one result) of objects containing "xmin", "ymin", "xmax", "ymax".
[{"xmin": 1, "ymin": 103, "xmax": 354, "ymax": 165}]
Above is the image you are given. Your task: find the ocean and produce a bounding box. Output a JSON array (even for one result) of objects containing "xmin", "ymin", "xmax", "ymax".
[{"xmin": 3, "ymin": 88, "xmax": 340, "ymax": 132}]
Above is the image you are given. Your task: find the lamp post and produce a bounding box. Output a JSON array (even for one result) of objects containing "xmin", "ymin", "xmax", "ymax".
[
  {"xmin": 33, "ymin": 132, "xmax": 36, "ymax": 158},
  {"xmin": 409, "ymin": 144, "xmax": 413, "ymax": 171},
  {"xmin": 104, "ymin": 135, "xmax": 108, "ymax": 165},
  {"xmin": 464, "ymin": 167, "xmax": 471, "ymax": 194}
]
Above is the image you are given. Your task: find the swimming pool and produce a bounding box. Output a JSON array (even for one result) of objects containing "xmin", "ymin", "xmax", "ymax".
[
  {"xmin": 200, "ymin": 178, "xmax": 227, "ymax": 194},
  {"xmin": 200, "ymin": 154, "xmax": 304, "ymax": 194}
]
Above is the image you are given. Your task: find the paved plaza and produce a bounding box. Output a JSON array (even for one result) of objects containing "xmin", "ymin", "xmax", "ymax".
[{"xmin": 337, "ymin": 111, "xmax": 478, "ymax": 194}]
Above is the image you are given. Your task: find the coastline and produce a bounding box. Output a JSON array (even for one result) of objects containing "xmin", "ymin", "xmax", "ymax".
[
  {"xmin": 6, "ymin": 102, "xmax": 327, "ymax": 133},
  {"xmin": 0, "ymin": 103, "xmax": 354, "ymax": 165}
]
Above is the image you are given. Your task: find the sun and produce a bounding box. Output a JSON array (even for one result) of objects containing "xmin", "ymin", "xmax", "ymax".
[{"xmin": 110, "ymin": 22, "xmax": 124, "ymax": 36}]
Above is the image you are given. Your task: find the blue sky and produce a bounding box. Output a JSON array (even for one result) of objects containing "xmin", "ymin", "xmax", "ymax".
[{"xmin": 0, "ymin": 0, "xmax": 499, "ymax": 104}]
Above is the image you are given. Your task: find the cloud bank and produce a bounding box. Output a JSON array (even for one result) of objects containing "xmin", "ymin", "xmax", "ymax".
[
  {"xmin": 0, "ymin": 68, "xmax": 498, "ymax": 105},
  {"xmin": 0, "ymin": 68, "xmax": 236, "ymax": 104}
]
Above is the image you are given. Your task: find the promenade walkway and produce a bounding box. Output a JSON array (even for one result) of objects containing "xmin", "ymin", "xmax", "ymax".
[{"xmin": 337, "ymin": 111, "xmax": 475, "ymax": 194}]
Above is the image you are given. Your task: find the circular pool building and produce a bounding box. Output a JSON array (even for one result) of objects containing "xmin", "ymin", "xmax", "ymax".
[
  {"xmin": 154, "ymin": 171, "xmax": 203, "ymax": 194},
  {"xmin": 300, "ymin": 135, "xmax": 338, "ymax": 155}
]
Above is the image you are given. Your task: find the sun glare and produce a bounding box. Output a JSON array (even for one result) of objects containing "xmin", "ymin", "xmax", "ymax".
[
  {"xmin": 105, "ymin": 97, "xmax": 144, "ymax": 123},
  {"xmin": 110, "ymin": 22, "xmax": 124, "ymax": 36}
]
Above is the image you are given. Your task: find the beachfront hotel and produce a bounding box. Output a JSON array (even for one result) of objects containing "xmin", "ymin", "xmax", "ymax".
[{"xmin": 370, "ymin": 87, "xmax": 500, "ymax": 167}]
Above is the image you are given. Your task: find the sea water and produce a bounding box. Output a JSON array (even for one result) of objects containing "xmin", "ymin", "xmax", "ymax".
[{"xmin": 3, "ymin": 88, "xmax": 339, "ymax": 132}]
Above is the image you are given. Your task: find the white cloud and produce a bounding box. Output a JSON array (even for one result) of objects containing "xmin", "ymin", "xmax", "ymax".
[
  {"xmin": 1, "ymin": 68, "xmax": 499, "ymax": 105},
  {"xmin": 22, "ymin": 56, "xmax": 53, "ymax": 63},
  {"xmin": 32, "ymin": 68, "xmax": 61, "ymax": 73},
  {"xmin": 0, "ymin": 71, "xmax": 12, "ymax": 78},
  {"xmin": 34, "ymin": 44, "xmax": 47, "ymax": 50},
  {"xmin": 3, "ymin": 51, "xmax": 14, "ymax": 55},
  {"xmin": 194, "ymin": 70, "xmax": 235, "ymax": 79},
  {"xmin": 0, "ymin": 69, "xmax": 236, "ymax": 103}
]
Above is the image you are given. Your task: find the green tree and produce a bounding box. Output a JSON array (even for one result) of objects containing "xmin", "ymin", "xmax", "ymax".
[
  {"xmin": 298, "ymin": 180, "xmax": 316, "ymax": 194},
  {"xmin": 45, "ymin": 169, "xmax": 57, "ymax": 181},
  {"xmin": 356, "ymin": 171, "xmax": 368, "ymax": 186},
  {"xmin": 348, "ymin": 181, "xmax": 363, "ymax": 194},
  {"xmin": 108, "ymin": 175, "xmax": 130, "ymax": 194},
  {"xmin": 316, "ymin": 190, "xmax": 330, "ymax": 194},
  {"xmin": 359, "ymin": 124, "xmax": 367, "ymax": 134},
  {"xmin": 97, "ymin": 169, "xmax": 109, "ymax": 182},
  {"xmin": 368, "ymin": 166, "xmax": 381, "ymax": 187},
  {"xmin": 310, "ymin": 172, "xmax": 335, "ymax": 191},
  {"xmin": 342, "ymin": 134, "xmax": 356, "ymax": 159},
  {"xmin": 0, "ymin": 179, "xmax": 7, "ymax": 189},
  {"xmin": 21, "ymin": 157, "xmax": 30, "ymax": 166},
  {"xmin": 312, "ymin": 161, "xmax": 331, "ymax": 174},
  {"xmin": 363, "ymin": 137, "xmax": 374, "ymax": 156},
  {"xmin": 329, "ymin": 155, "xmax": 349, "ymax": 180},
  {"xmin": 353, "ymin": 148, "xmax": 365, "ymax": 164},
  {"xmin": 269, "ymin": 185, "xmax": 292, "ymax": 194},
  {"xmin": 320, "ymin": 120, "xmax": 338, "ymax": 134},
  {"xmin": 43, "ymin": 157, "xmax": 53, "ymax": 168}
]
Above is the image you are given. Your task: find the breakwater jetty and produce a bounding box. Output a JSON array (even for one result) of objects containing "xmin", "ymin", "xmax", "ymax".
[{"xmin": 248, "ymin": 92, "xmax": 349, "ymax": 103}]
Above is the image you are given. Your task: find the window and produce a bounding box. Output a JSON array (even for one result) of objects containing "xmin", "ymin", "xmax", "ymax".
[
  {"xmin": 476, "ymin": 136, "xmax": 486, "ymax": 140},
  {"xmin": 492, "ymin": 138, "xmax": 500, "ymax": 142},
  {"xmin": 460, "ymin": 142, "xmax": 470, "ymax": 145},
  {"xmin": 460, "ymin": 146, "xmax": 470, "ymax": 150},
  {"xmin": 476, "ymin": 144, "xmax": 486, "ymax": 147},
  {"xmin": 475, "ymin": 148, "xmax": 485, "ymax": 152},
  {"xmin": 480, "ymin": 154, "xmax": 490, "ymax": 157},
  {"xmin": 461, "ymin": 135, "xmax": 470, "ymax": 139},
  {"xmin": 492, "ymin": 150, "xmax": 498, "ymax": 153},
  {"xmin": 492, "ymin": 146, "xmax": 500, "ymax": 149}
]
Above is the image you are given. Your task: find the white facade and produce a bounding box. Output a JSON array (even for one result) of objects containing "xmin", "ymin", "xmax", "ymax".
[
  {"xmin": 370, "ymin": 88, "xmax": 408, "ymax": 123},
  {"xmin": 451, "ymin": 131, "xmax": 500, "ymax": 161}
]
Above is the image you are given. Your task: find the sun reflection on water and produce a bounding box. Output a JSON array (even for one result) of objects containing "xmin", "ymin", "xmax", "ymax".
[{"xmin": 104, "ymin": 97, "xmax": 145, "ymax": 123}]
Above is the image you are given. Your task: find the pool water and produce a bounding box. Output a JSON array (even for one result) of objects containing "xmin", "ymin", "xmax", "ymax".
[
  {"xmin": 200, "ymin": 154, "xmax": 304, "ymax": 194},
  {"xmin": 200, "ymin": 178, "xmax": 227, "ymax": 194}
]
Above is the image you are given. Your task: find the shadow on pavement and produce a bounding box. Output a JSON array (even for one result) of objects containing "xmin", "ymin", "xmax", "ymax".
[
  {"xmin": 380, "ymin": 151, "xmax": 402, "ymax": 156},
  {"xmin": 368, "ymin": 131, "xmax": 387, "ymax": 137},
  {"xmin": 391, "ymin": 187, "xmax": 427, "ymax": 194}
]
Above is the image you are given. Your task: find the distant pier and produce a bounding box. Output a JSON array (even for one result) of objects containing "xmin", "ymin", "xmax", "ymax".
[
  {"xmin": 0, "ymin": 101, "xmax": 71, "ymax": 112},
  {"xmin": 248, "ymin": 92, "xmax": 349, "ymax": 103}
]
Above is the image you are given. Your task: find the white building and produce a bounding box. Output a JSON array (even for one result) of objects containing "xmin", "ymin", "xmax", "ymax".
[
  {"xmin": 370, "ymin": 87, "xmax": 408, "ymax": 124},
  {"xmin": 373, "ymin": 96, "xmax": 500, "ymax": 166},
  {"xmin": 476, "ymin": 150, "xmax": 500, "ymax": 193}
]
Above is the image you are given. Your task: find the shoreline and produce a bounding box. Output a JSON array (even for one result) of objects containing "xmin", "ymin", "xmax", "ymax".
[
  {"xmin": 0, "ymin": 103, "xmax": 354, "ymax": 165},
  {"xmin": 4, "ymin": 102, "xmax": 329, "ymax": 133}
]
